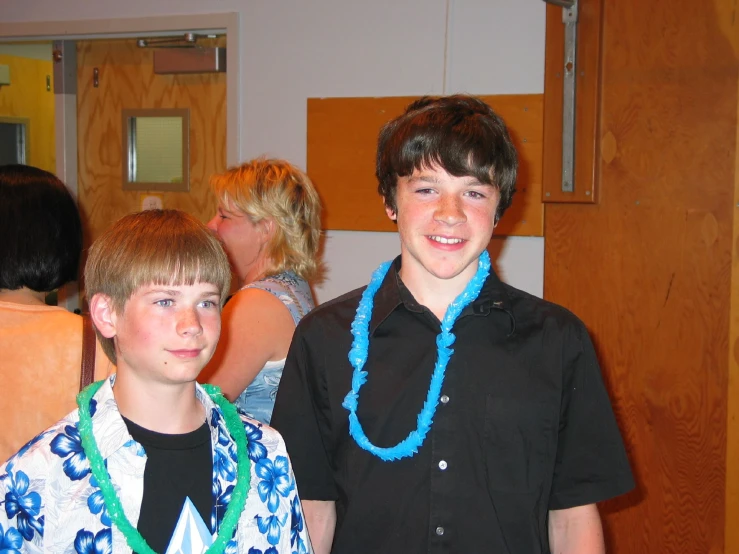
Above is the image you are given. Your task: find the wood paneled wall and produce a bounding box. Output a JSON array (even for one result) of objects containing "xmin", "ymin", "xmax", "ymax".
[
  {"xmin": 725, "ymin": 0, "xmax": 739, "ymax": 549},
  {"xmin": 307, "ymin": 94, "xmax": 544, "ymax": 236},
  {"xmin": 76, "ymin": 38, "xmax": 226, "ymax": 249},
  {"xmin": 544, "ymin": 1, "xmax": 738, "ymax": 552},
  {"xmin": 0, "ymin": 54, "xmax": 55, "ymax": 172}
]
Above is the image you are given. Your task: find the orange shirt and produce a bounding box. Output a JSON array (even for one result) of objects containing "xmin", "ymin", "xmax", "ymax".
[{"xmin": 0, "ymin": 301, "xmax": 113, "ymax": 462}]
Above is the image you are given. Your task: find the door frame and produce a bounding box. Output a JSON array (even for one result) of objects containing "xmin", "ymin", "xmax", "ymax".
[{"xmin": 0, "ymin": 13, "xmax": 240, "ymax": 311}]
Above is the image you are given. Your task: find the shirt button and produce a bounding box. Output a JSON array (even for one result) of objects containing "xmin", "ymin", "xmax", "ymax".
[
  {"xmin": 435, "ymin": 526, "xmax": 445, "ymax": 536},
  {"xmin": 438, "ymin": 460, "xmax": 448, "ymax": 470},
  {"xmin": 440, "ymin": 395, "xmax": 449, "ymax": 404}
]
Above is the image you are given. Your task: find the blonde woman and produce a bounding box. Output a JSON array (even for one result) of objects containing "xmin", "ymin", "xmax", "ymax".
[{"xmin": 203, "ymin": 158, "xmax": 322, "ymax": 424}]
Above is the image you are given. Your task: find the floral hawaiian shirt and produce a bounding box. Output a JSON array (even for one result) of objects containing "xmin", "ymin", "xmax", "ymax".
[{"xmin": 0, "ymin": 377, "xmax": 312, "ymax": 554}]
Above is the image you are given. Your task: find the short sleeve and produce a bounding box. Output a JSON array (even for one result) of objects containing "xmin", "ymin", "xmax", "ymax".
[
  {"xmin": 271, "ymin": 323, "xmax": 338, "ymax": 500},
  {"xmin": 548, "ymin": 322, "xmax": 635, "ymax": 510},
  {"xmin": 0, "ymin": 459, "xmax": 40, "ymax": 552}
]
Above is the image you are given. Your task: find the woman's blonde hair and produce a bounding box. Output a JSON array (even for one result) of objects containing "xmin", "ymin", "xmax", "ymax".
[
  {"xmin": 85, "ymin": 209, "xmax": 231, "ymax": 364},
  {"xmin": 210, "ymin": 158, "xmax": 322, "ymax": 280}
]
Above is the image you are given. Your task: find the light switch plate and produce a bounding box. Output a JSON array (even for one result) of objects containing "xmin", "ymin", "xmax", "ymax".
[{"xmin": 140, "ymin": 193, "xmax": 164, "ymax": 211}]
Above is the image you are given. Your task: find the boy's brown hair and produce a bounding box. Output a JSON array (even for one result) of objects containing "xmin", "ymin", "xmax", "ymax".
[
  {"xmin": 85, "ymin": 209, "xmax": 231, "ymax": 363},
  {"xmin": 376, "ymin": 94, "xmax": 518, "ymax": 223}
]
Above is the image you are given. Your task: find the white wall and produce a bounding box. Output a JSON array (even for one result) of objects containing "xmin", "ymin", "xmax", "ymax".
[{"xmin": 0, "ymin": 0, "xmax": 546, "ymax": 303}]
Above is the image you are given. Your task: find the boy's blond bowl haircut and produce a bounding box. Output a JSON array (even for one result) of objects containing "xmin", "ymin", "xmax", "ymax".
[
  {"xmin": 84, "ymin": 209, "xmax": 232, "ymax": 364},
  {"xmin": 210, "ymin": 158, "xmax": 322, "ymax": 281}
]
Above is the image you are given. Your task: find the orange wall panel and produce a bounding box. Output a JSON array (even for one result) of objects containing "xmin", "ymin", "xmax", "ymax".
[{"xmin": 307, "ymin": 94, "xmax": 544, "ymax": 236}]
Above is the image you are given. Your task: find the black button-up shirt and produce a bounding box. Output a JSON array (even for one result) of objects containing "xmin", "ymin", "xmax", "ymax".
[{"xmin": 272, "ymin": 258, "xmax": 634, "ymax": 553}]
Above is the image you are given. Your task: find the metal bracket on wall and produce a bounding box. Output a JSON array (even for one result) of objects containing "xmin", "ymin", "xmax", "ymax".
[{"xmin": 543, "ymin": 0, "xmax": 578, "ymax": 193}]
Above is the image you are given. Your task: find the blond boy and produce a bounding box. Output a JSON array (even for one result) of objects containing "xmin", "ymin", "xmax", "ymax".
[{"xmin": 0, "ymin": 210, "xmax": 312, "ymax": 554}]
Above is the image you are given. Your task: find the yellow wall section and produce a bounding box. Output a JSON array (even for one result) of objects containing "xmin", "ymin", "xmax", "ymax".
[{"xmin": 0, "ymin": 54, "xmax": 55, "ymax": 172}]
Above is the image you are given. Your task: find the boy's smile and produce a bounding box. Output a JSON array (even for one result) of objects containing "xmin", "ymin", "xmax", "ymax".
[
  {"xmin": 102, "ymin": 282, "xmax": 222, "ymax": 385},
  {"xmin": 387, "ymin": 164, "xmax": 499, "ymax": 291}
]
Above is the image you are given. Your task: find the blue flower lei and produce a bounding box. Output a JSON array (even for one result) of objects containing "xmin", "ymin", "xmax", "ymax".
[{"xmin": 342, "ymin": 251, "xmax": 491, "ymax": 461}]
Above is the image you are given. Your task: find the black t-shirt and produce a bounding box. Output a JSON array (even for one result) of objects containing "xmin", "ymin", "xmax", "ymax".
[
  {"xmin": 271, "ymin": 257, "xmax": 635, "ymax": 554},
  {"xmin": 123, "ymin": 417, "xmax": 213, "ymax": 554}
]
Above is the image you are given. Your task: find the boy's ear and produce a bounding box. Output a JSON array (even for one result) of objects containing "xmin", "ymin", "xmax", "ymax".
[
  {"xmin": 385, "ymin": 205, "xmax": 397, "ymax": 222},
  {"xmin": 89, "ymin": 293, "xmax": 118, "ymax": 339}
]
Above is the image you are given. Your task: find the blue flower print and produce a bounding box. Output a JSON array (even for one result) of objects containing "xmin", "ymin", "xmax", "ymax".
[
  {"xmin": 211, "ymin": 409, "xmax": 231, "ymax": 448},
  {"xmin": 223, "ymin": 539, "xmax": 239, "ymax": 554},
  {"xmin": 293, "ymin": 540, "xmax": 309, "ymax": 554},
  {"xmin": 247, "ymin": 548, "xmax": 278, "ymax": 554},
  {"xmin": 0, "ymin": 523, "xmax": 22, "ymax": 553},
  {"xmin": 50, "ymin": 425, "xmax": 90, "ymax": 481},
  {"xmin": 213, "ymin": 480, "xmax": 234, "ymax": 530},
  {"xmin": 74, "ymin": 528, "xmax": 112, "ymax": 554},
  {"xmin": 255, "ymin": 513, "xmax": 288, "ymax": 546},
  {"xmin": 290, "ymin": 497, "xmax": 308, "ymax": 553},
  {"xmin": 122, "ymin": 439, "xmax": 146, "ymax": 457},
  {"xmin": 211, "ymin": 410, "xmax": 238, "ymax": 482},
  {"xmin": 256, "ymin": 457, "xmax": 294, "ymax": 514},
  {"xmin": 242, "ymin": 420, "xmax": 268, "ymax": 462},
  {"xmin": 5, "ymin": 431, "xmax": 52, "ymax": 472},
  {"xmin": 210, "ymin": 408, "xmax": 221, "ymax": 427},
  {"xmin": 213, "ymin": 443, "xmax": 237, "ymax": 483},
  {"xmin": 86, "ymin": 476, "xmax": 110, "ymax": 526},
  {"xmin": 2, "ymin": 470, "xmax": 43, "ymax": 541},
  {"xmin": 290, "ymin": 496, "xmax": 302, "ymax": 536}
]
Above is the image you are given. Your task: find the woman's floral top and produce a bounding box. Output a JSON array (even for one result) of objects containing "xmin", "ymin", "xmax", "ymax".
[
  {"xmin": 0, "ymin": 377, "xmax": 312, "ymax": 554},
  {"xmin": 235, "ymin": 272, "xmax": 315, "ymax": 425}
]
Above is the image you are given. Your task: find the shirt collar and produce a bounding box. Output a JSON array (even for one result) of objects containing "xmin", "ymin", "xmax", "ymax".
[
  {"xmin": 369, "ymin": 255, "xmax": 516, "ymax": 336},
  {"xmin": 90, "ymin": 375, "xmax": 219, "ymax": 460}
]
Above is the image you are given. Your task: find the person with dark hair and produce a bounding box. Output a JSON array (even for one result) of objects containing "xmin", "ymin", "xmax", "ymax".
[
  {"xmin": 0, "ymin": 164, "xmax": 111, "ymax": 462},
  {"xmin": 271, "ymin": 95, "xmax": 634, "ymax": 553}
]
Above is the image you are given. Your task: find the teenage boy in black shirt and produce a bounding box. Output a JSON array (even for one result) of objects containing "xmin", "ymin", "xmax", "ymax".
[{"xmin": 272, "ymin": 95, "xmax": 634, "ymax": 554}]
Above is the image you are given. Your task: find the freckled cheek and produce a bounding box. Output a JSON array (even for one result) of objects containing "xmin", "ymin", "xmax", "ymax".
[
  {"xmin": 395, "ymin": 206, "xmax": 427, "ymax": 228},
  {"xmin": 116, "ymin": 329, "xmax": 156, "ymax": 360},
  {"xmin": 131, "ymin": 329, "xmax": 156, "ymax": 349},
  {"xmin": 469, "ymin": 207, "xmax": 496, "ymax": 226}
]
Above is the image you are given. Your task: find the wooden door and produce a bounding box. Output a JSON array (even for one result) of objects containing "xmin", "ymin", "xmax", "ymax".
[
  {"xmin": 543, "ymin": 0, "xmax": 738, "ymax": 552},
  {"xmin": 76, "ymin": 38, "xmax": 226, "ymax": 247}
]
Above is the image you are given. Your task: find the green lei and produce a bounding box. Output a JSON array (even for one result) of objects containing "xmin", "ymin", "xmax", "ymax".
[{"xmin": 76, "ymin": 381, "xmax": 251, "ymax": 554}]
